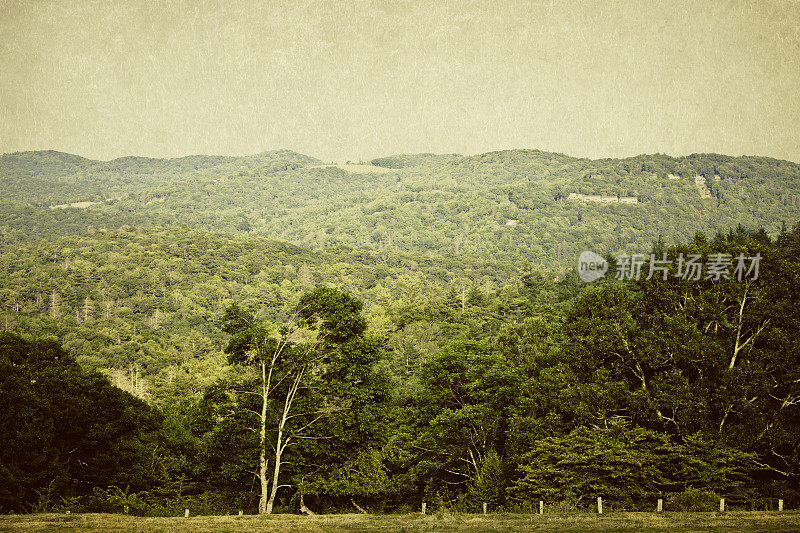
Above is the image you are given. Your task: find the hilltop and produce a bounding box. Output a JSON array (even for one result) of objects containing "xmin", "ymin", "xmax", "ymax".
[{"xmin": 1, "ymin": 149, "xmax": 799, "ymax": 269}]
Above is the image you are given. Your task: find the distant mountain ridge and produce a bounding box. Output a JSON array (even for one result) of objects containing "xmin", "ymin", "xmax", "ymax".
[
  {"xmin": 1, "ymin": 148, "xmax": 799, "ymax": 269},
  {"xmin": 0, "ymin": 149, "xmax": 321, "ymax": 178}
]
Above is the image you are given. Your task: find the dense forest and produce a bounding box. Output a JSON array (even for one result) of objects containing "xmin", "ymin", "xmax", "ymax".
[
  {"xmin": 2, "ymin": 150, "xmax": 800, "ymax": 268},
  {"xmin": 1, "ymin": 150, "xmax": 800, "ymax": 515}
]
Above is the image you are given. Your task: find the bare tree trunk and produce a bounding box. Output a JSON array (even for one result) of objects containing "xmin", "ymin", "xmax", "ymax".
[
  {"xmin": 265, "ymin": 367, "xmax": 303, "ymax": 514},
  {"xmin": 265, "ymin": 434, "xmax": 284, "ymax": 514},
  {"xmin": 351, "ymin": 499, "xmax": 368, "ymax": 514},
  {"xmin": 246, "ymin": 308, "xmax": 321, "ymax": 516},
  {"xmin": 258, "ymin": 360, "xmax": 269, "ymax": 515},
  {"xmin": 729, "ymin": 283, "xmax": 768, "ymax": 369},
  {"xmin": 730, "ymin": 284, "xmax": 749, "ymax": 369}
]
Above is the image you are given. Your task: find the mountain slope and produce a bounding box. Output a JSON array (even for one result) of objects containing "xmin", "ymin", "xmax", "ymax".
[
  {"xmin": 0, "ymin": 225, "xmax": 529, "ymax": 401},
  {"xmin": 1, "ymin": 149, "xmax": 799, "ymax": 269}
]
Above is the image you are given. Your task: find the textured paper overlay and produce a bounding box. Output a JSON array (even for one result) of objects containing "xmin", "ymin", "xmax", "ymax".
[{"xmin": 1, "ymin": 0, "xmax": 798, "ymax": 163}]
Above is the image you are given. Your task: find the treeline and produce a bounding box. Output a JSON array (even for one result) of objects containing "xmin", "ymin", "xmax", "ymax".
[{"xmin": 2, "ymin": 225, "xmax": 799, "ymax": 514}]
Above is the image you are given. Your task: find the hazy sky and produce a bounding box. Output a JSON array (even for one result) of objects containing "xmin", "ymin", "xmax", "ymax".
[{"xmin": 1, "ymin": 0, "xmax": 799, "ymax": 163}]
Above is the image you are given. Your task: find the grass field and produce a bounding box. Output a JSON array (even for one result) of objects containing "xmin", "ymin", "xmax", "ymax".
[{"xmin": 1, "ymin": 512, "xmax": 799, "ymax": 532}]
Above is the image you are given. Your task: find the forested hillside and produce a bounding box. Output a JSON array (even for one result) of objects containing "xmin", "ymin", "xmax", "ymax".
[
  {"xmin": 2, "ymin": 150, "xmax": 799, "ymax": 268},
  {"xmin": 0, "ymin": 225, "xmax": 530, "ymax": 405},
  {"xmin": 1, "ymin": 149, "xmax": 800, "ymax": 516},
  {"xmin": 2, "ymin": 225, "xmax": 800, "ymax": 514}
]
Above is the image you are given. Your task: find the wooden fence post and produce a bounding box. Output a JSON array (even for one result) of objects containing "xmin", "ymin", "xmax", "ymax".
[
  {"xmin": 482, "ymin": 502, "xmax": 487, "ymax": 516},
  {"xmin": 778, "ymin": 499, "xmax": 784, "ymax": 512},
  {"xmin": 184, "ymin": 508, "xmax": 190, "ymax": 518},
  {"xmin": 421, "ymin": 502, "xmax": 426, "ymax": 515},
  {"xmin": 657, "ymin": 499, "xmax": 663, "ymax": 513},
  {"xmin": 539, "ymin": 500, "xmax": 544, "ymax": 515},
  {"xmin": 597, "ymin": 497, "xmax": 603, "ymax": 514},
  {"xmin": 719, "ymin": 498, "xmax": 725, "ymax": 513},
  {"xmin": 238, "ymin": 510, "xmax": 243, "ymax": 516}
]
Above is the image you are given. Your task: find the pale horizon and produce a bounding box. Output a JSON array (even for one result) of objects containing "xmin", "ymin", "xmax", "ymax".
[
  {"xmin": 2, "ymin": 0, "xmax": 799, "ymax": 164},
  {"xmin": 4, "ymin": 146, "xmax": 800, "ymax": 167}
]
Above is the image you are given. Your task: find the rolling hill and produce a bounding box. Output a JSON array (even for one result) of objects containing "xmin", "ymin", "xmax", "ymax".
[{"xmin": 2, "ymin": 149, "xmax": 799, "ymax": 270}]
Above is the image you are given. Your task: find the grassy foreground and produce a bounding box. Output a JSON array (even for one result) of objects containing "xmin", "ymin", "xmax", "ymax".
[{"xmin": 1, "ymin": 512, "xmax": 800, "ymax": 533}]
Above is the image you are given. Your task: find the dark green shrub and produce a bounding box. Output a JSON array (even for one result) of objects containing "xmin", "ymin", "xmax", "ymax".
[{"xmin": 666, "ymin": 489, "xmax": 720, "ymax": 512}]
